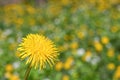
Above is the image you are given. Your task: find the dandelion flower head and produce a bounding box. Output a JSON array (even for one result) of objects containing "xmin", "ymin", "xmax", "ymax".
[{"xmin": 17, "ymin": 34, "xmax": 59, "ymax": 70}]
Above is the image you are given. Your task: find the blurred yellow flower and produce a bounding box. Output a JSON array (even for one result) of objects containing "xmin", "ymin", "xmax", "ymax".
[
  {"xmin": 70, "ymin": 42, "xmax": 78, "ymax": 50},
  {"xmin": 64, "ymin": 43, "xmax": 69, "ymax": 51},
  {"xmin": 48, "ymin": 5, "xmax": 61, "ymax": 16},
  {"xmin": 55, "ymin": 61, "xmax": 63, "ymax": 71},
  {"xmin": 107, "ymin": 63, "xmax": 115, "ymax": 70},
  {"xmin": 5, "ymin": 64, "xmax": 13, "ymax": 72},
  {"xmin": 111, "ymin": 26, "xmax": 119, "ymax": 33},
  {"xmin": 82, "ymin": 51, "xmax": 92, "ymax": 62},
  {"xmin": 111, "ymin": 12, "xmax": 120, "ymax": 20},
  {"xmin": 29, "ymin": 19, "xmax": 35, "ymax": 26},
  {"xmin": 107, "ymin": 48, "xmax": 114, "ymax": 57},
  {"xmin": 113, "ymin": 66, "xmax": 120, "ymax": 80},
  {"xmin": 14, "ymin": 18, "xmax": 24, "ymax": 27},
  {"xmin": 70, "ymin": 4, "xmax": 78, "ymax": 13},
  {"xmin": 101, "ymin": 36, "xmax": 109, "ymax": 44},
  {"xmin": 9, "ymin": 43, "xmax": 17, "ymax": 51},
  {"xmin": 94, "ymin": 42, "xmax": 103, "ymax": 52},
  {"xmin": 4, "ymin": 72, "xmax": 12, "ymax": 79},
  {"xmin": 88, "ymin": 0, "xmax": 96, "ymax": 5},
  {"xmin": 10, "ymin": 75, "xmax": 20, "ymax": 80},
  {"xmin": 64, "ymin": 57, "xmax": 74, "ymax": 70},
  {"xmin": 26, "ymin": 5, "xmax": 35, "ymax": 14},
  {"xmin": 97, "ymin": 0, "xmax": 110, "ymax": 12},
  {"xmin": 110, "ymin": 0, "xmax": 120, "ymax": 5},
  {"xmin": 61, "ymin": 0, "xmax": 70, "ymax": 5},
  {"xmin": 77, "ymin": 32, "xmax": 85, "ymax": 39},
  {"xmin": 117, "ymin": 54, "xmax": 120, "ymax": 61},
  {"xmin": 62, "ymin": 75, "xmax": 69, "ymax": 80},
  {"xmin": 64, "ymin": 35, "xmax": 72, "ymax": 41},
  {"xmin": 17, "ymin": 34, "xmax": 59, "ymax": 69},
  {"xmin": 58, "ymin": 46, "xmax": 65, "ymax": 52}
]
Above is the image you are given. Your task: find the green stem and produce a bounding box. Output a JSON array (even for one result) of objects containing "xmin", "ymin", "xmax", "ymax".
[{"xmin": 24, "ymin": 65, "xmax": 32, "ymax": 80}]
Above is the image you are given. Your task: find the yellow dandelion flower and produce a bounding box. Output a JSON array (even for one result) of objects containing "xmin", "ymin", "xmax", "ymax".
[
  {"xmin": 64, "ymin": 56, "xmax": 74, "ymax": 70},
  {"xmin": 82, "ymin": 51, "xmax": 92, "ymax": 62},
  {"xmin": 55, "ymin": 61, "xmax": 63, "ymax": 71},
  {"xmin": 107, "ymin": 48, "xmax": 114, "ymax": 58},
  {"xmin": 61, "ymin": 0, "xmax": 70, "ymax": 6},
  {"xmin": 62, "ymin": 75, "xmax": 70, "ymax": 80},
  {"xmin": 101, "ymin": 36, "xmax": 109, "ymax": 44},
  {"xmin": 10, "ymin": 75, "xmax": 20, "ymax": 80},
  {"xmin": 5, "ymin": 64, "xmax": 13, "ymax": 72},
  {"xmin": 26, "ymin": 5, "xmax": 35, "ymax": 14},
  {"xmin": 70, "ymin": 42, "xmax": 78, "ymax": 50},
  {"xmin": 17, "ymin": 34, "xmax": 59, "ymax": 70},
  {"xmin": 4, "ymin": 72, "xmax": 12, "ymax": 79},
  {"xmin": 94, "ymin": 42, "xmax": 103, "ymax": 52},
  {"xmin": 117, "ymin": 54, "xmax": 120, "ymax": 61},
  {"xmin": 77, "ymin": 32, "xmax": 85, "ymax": 39},
  {"xmin": 111, "ymin": 26, "xmax": 119, "ymax": 33},
  {"xmin": 107, "ymin": 63, "xmax": 115, "ymax": 70},
  {"xmin": 113, "ymin": 66, "xmax": 120, "ymax": 80}
]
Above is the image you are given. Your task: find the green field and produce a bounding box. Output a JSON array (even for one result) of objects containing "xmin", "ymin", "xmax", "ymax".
[{"xmin": 0, "ymin": 0, "xmax": 120, "ymax": 80}]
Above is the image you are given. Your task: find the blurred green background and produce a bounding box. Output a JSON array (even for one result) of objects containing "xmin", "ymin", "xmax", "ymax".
[{"xmin": 0, "ymin": 0, "xmax": 120, "ymax": 80}]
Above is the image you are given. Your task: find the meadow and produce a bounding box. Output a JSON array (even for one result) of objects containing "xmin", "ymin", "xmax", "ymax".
[{"xmin": 0, "ymin": 0, "xmax": 120, "ymax": 80}]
